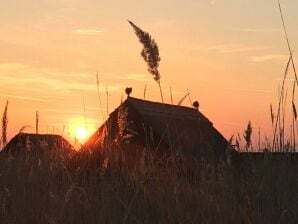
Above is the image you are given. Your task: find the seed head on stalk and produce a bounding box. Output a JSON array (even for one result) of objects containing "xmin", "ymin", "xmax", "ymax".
[{"xmin": 128, "ymin": 20, "xmax": 164, "ymax": 102}]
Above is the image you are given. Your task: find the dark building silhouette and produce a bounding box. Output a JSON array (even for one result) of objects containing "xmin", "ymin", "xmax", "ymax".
[
  {"xmin": 84, "ymin": 97, "xmax": 227, "ymax": 159},
  {"xmin": 1, "ymin": 133, "xmax": 75, "ymax": 155}
]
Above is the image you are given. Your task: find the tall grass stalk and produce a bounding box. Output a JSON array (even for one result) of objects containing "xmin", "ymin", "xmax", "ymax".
[
  {"xmin": 18, "ymin": 125, "xmax": 31, "ymax": 134},
  {"xmin": 143, "ymin": 84, "xmax": 147, "ymax": 100},
  {"xmin": 270, "ymin": 104, "xmax": 275, "ymax": 137},
  {"xmin": 128, "ymin": 20, "xmax": 164, "ymax": 103},
  {"xmin": 1, "ymin": 100, "xmax": 8, "ymax": 147},
  {"xmin": 244, "ymin": 121, "xmax": 252, "ymax": 151},
  {"xmin": 272, "ymin": 56, "xmax": 291, "ymax": 151},
  {"xmin": 82, "ymin": 91, "xmax": 87, "ymax": 129},
  {"xmin": 96, "ymin": 72, "xmax": 105, "ymax": 122},
  {"xmin": 170, "ymin": 86, "xmax": 173, "ymax": 104},
  {"xmin": 187, "ymin": 89, "xmax": 193, "ymax": 106},
  {"xmin": 36, "ymin": 111, "xmax": 39, "ymax": 134},
  {"xmin": 278, "ymin": 0, "xmax": 298, "ymax": 85},
  {"xmin": 105, "ymin": 87, "xmax": 109, "ymax": 117},
  {"xmin": 292, "ymin": 81, "xmax": 297, "ymax": 151},
  {"xmin": 177, "ymin": 93, "xmax": 190, "ymax": 106},
  {"xmin": 258, "ymin": 127, "xmax": 261, "ymax": 151}
]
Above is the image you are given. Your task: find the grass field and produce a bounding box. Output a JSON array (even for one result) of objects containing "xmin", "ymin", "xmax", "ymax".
[{"xmin": 0, "ymin": 144, "xmax": 298, "ymax": 224}]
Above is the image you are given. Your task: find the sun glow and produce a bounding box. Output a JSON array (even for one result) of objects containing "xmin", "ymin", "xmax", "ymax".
[{"xmin": 76, "ymin": 127, "xmax": 88, "ymax": 142}]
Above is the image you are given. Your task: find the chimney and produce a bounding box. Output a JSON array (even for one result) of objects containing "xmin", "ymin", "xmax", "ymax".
[
  {"xmin": 192, "ymin": 101, "xmax": 199, "ymax": 110},
  {"xmin": 125, "ymin": 87, "xmax": 132, "ymax": 98}
]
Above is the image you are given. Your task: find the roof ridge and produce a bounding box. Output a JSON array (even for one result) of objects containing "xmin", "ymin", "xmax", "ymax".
[
  {"xmin": 126, "ymin": 96, "xmax": 212, "ymax": 124},
  {"xmin": 127, "ymin": 96, "xmax": 197, "ymax": 110}
]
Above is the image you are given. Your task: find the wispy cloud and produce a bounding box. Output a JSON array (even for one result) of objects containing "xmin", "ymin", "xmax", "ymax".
[
  {"xmin": 250, "ymin": 54, "xmax": 288, "ymax": 62},
  {"xmin": 0, "ymin": 63, "xmax": 123, "ymax": 102},
  {"xmin": 73, "ymin": 29, "xmax": 102, "ymax": 35},
  {"xmin": 275, "ymin": 78, "xmax": 296, "ymax": 82},
  {"xmin": 0, "ymin": 93, "xmax": 48, "ymax": 102},
  {"xmin": 0, "ymin": 63, "xmax": 29, "ymax": 70},
  {"xmin": 222, "ymin": 88, "xmax": 272, "ymax": 94},
  {"xmin": 194, "ymin": 44, "xmax": 270, "ymax": 54},
  {"xmin": 218, "ymin": 121, "xmax": 241, "ymax": 127},
  {"xmin": 120, "ymin": 73, "xmax": 151, "ymax": 82},
  {"xmin": 233, "ymin": 27, "xmax": 280, "ymax": 33},
  {"xmin": 149, "ymin": 19, "xmax": 177, "ymax": 29}
]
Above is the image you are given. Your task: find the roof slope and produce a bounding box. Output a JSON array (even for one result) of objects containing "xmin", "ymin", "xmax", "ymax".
[
  {"xmin": 126, "ymin": 97, "xmax": 226, "ymax": 152},
  {"xmin": 127, "ymin": 97, "xmax": 212, "ymax": 122}
]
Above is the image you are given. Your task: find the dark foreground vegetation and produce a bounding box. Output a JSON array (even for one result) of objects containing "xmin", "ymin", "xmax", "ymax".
[{"xmin": 0, "ymin": 146, "xmax": 298, "ymax": 224}]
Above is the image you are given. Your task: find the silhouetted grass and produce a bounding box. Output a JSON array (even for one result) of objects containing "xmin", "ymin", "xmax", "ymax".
[{"xmin": 1, "ymin": 143, "xmax": 298, "ymax": 224}]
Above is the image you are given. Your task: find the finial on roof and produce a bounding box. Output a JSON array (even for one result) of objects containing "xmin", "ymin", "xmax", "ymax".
[
  {"xmin": 193, "ymin": 101, "xmax": 199, "ymax": 110},
  {"xmin": 125, "ymin": 87, "xmax": 132, "ymax": 98}
]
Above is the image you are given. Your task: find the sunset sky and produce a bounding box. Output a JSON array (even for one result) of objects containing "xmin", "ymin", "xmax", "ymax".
[{"xmin": 0, "ymin": 0, "xmax": 298, "ymax": 146}]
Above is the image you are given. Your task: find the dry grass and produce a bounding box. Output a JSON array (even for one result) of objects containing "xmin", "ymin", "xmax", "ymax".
[{"xmin": 0, "ymin": 144, "xmax": 298, "ymax": 224}]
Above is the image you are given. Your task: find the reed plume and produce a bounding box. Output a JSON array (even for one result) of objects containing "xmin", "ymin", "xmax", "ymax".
[
  {"xmin": 128, "ymin": 20, "xmax": 164, "ymax": 102},
  {"xmin": 2, "ymin": 100, "xmax": 8, "ymax": 146},
  {"xmin": 270, "ymin": 104, "xmax": 274, "ymax": 126},
  {"xmin": 244, "ymin": 121, "xmax": 252, "ymax": 151}
]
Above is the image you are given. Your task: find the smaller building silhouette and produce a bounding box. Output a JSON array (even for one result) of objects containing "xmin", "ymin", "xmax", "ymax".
[{"xmin": 1, "ymin": 133, "xmax": 75, "ymax": 155}]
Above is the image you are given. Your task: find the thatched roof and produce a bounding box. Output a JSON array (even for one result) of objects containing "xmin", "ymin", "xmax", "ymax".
[{"xmin": 1, "ymin": 133, "xmax": 75, "ymax": 155}]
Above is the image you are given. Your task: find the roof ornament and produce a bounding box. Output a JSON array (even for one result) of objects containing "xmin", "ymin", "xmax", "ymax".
[
  {"xmin": 193, "ymin": 101, "xmax": 199, "ymax": 110},
  {"xmin": 125, "ymin": 87, "xmax": 132, "ymax": 98}
]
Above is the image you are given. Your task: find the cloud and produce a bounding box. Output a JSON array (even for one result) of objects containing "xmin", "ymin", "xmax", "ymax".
[
  {"xmin": 149, "ymin": 19, "xmax": 177, "ymax": 29},
  {"xmin": 120, "ymin": 73, "xmax": 151, "ymax": 82},
  {"xmin": 0, "ymin": 63, "xmax": 123, "ymax": 102},
  {"xmin": 195, "ymin": 44, "xmax": 270, "ymax": 54},
  {"xmin": 221, "ymin": 88, "xmax": 272, "ymax": 94},
  {"xmin": 0, "ymin": 93, "xmax": 48, "ymax": 102},
  {"xmin": 250, "ymin": 54, "xmax": 288, "ymax": 62},
  {"xmin": 0, "ymin": 63, "xmax": 29, "ymax": 70},
  {"xmin": 234, "ymin": 27, "xmax": 280, "ymax": 33},
  {"xmin": 218, "ymin": 121, "xmax": 241, "ymax": 127},
  {"xmin": 73, "ymin": 29, "xmax": 102, "ymax": 35}
]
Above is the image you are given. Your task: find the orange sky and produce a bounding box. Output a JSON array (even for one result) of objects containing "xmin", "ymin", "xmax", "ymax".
[{"xmin": 0, "ymin": 0, "xmax": 298, "ymax": 147}]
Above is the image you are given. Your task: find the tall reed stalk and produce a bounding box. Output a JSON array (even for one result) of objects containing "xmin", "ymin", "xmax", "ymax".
[
  {"xmin": 143, "ymin": 84, "xmax": 147, "ymax": 100},
  {"xmin": 170, "ymin": 86, "xmax": 173, "ymax": 104},
  {"xmin": 36, "ymin": 111, "xmax": 39, "ymax": 134},
  {"xmin": 82, "ymin": 91, "xmax": 87, "ymax": 129},
  {"xmin": 271, "ymin": 1, "xmax": 298, "ymax": 151},
  {"xmin": 292, "ymin": 81, "xmax": 297, "ymax": 151},
  {"xmin": 278, "ymin": 0, "xmax": 298, "ymax": 85},
  {"xmin": 2, "ymin": 100, "xmax": 8, "ymax": 147},
  {"xmin": 128, "ymin": 20, "xmax": 164, "ymax": 103},
  {"xmin": 272, "ymin": 57, "xmax": 291, "ymax": 151},
  {"xmin": 96, "ymin": 72, "xmax": 105, "ymax": 122}
]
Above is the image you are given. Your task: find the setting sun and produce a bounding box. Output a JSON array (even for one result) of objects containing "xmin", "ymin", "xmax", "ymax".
[{"xmin": 76, "ymin": 127, "xmax": 88, "ymax": 142}]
